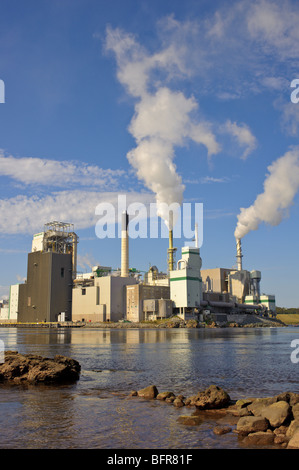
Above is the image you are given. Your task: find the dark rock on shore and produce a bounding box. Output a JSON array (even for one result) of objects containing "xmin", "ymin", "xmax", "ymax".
[{"xmin": 0, "ymin": 351, "xmax": 81, "ymax": 385}]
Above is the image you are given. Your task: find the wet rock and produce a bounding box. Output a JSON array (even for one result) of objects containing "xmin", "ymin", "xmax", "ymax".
[
  {"xmin": 0, "ymin": 351, "xmax": 81, "ymax": 384},
  {"xmin": 261, "ymin": 401, "xmax": 291, "ymax": 428},
  {"xmin": 157, "ymin": 391, "xmax": 175, "ymax": 401},
  {"xmin": 137, "ymin": 385, "xmax": 158, "ymax": 399},
  {"xmin": 129, "ymin": 390, "xmax": 138, "ymax": 396},
  {"xmin": 194, "ymin": 385, "xmax": 230, "ymax": 410},
  {"xmin": 236, "ymin": 416, "xmax": 269, "ymax": 435},
  {"xmin": 213, "ymin": 425, "xmax": 232, "ymax": 435},
  {"xmin": 177, "ymin": 415, "xmax": 203, "ymax": 426},
  {"xmin": 173, "ymin": 398, "xmax": 184, "ymax": 407}
]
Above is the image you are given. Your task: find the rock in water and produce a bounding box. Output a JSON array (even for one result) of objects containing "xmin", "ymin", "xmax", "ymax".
[
  {"xmin": 194, "ymin": 385, "xmax": 230, "ymax": 410},
  {"xmin": 0, "ymin": 351, "xmax": 81, "ymax": 384},
  {"xmin": 137, "ymin": 385, "xmax": 158, "ymax": 399}
]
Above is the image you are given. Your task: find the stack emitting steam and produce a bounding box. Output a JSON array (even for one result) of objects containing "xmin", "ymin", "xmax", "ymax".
[
  {"xmin": 235, "ymin": 147, "xmax": 299, "ymax": 241},
  {"xmin": 105, "ymin": 26, "xmax": 220, "ymax": 232},
  {"xmin": 167, "ymin": 211, "xmax": 177, "ymax": 272}
]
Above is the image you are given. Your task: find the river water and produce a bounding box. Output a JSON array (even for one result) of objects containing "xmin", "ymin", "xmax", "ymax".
[{"xmin": 0, "ymin": 326, "xmax": 299, "ymax": 449}]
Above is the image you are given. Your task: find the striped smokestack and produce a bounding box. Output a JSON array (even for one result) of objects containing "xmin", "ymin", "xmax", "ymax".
[
  {"xmin": 121, "ymin": 211, "xmax": 129, "ymax": 277},
  {"xmin": 236, "ymin": 238, "xmax": 243, "ymax": 271}
]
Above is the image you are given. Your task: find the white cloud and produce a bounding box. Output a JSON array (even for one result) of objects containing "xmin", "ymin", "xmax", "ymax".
[
  {"xmin": 223, "ymin": 120, "xmax": 257, "ymax": 160},
  {"xmin": 0, "ymin": 150, "xmax": 125, "ymax": 189},
  {"xmin": 0, "ymin": 191, "xmax": 154, "ymax": 234},
  {"xmin": 247, "ymin": 0, "xmax": 299, "ymax": 60}
]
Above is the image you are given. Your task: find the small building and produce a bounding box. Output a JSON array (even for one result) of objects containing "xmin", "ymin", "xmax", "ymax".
[
  {"xmin": 72, "ymin": 275, "xmax": 138, "ymax": 322},
  {"xmin": 143, "ymin": 298, "xmax": 173, "ymax": 321},
  {"xmin": 126, "ymin": 284, "xmax": 170, "ymax": 322}
]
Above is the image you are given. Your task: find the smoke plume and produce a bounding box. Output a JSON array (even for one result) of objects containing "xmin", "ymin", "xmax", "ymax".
[
  {"xmin": 105, "ymin": 26, "xmax": 220, "ymax": 226},
  {"xmin": 234, "ymin": 147, "xmax": 299, "ymax": 239}
]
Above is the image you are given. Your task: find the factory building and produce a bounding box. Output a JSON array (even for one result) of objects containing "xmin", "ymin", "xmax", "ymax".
[
  {"xmin": 126, "ymin": 284, "xmax": 171, "ymax": 322},
  {"xmin": 72, "ymin": 272, "xmax": 137, "ymax": 322},
  {"xmin": 169, "ymin": 245, "xmax": 203, "ymax": 320},
  {"xmin": 9, "ymin": 215, "xmax": 276, "ymax": 324},
  {"xmin": 17, "ymin": 222, "xmax": 77, "ymax": 322}
]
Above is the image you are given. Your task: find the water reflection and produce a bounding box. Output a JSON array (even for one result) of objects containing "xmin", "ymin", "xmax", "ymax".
[{"xmin": 0, "ymin": 326, "xmax": 298, "ymax": 449}]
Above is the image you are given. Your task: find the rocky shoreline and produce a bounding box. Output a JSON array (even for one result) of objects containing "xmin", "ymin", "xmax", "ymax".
[
  {"xmin": 0, "ymin": 315, "xmax": 285, "ymax": 329},
  {"xmin": 129, "ymin": 384, "xmax": 299, "ymax": 449},
  {"xmin": 0, "ymin": 351, "xmax": 81, "ymax": 384}
]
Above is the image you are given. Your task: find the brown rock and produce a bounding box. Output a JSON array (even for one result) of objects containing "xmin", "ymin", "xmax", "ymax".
[
  {"xmin": 173, "ymin": 398, "xmax": 184, "ymax": 407},
  {"xmin": 213, "ymin": 425, "xmax": 232, "ymax": 435},
  {"xmin": 288, "ymin": 429, "xmax": 299, "ymax": 448},
  {"xmin": 247, "ymin": 397, "xmax": 276, "ymax": 416},
  {"xmin": 0, "ymin": 351, "xmax": 80, "ymax": 384},
  {"xmin": 137, "ymin": 385, "xmax": 158, "ymax": 399},
  {"xmin": 237, "ymin": 416, "xmax": 269, "ymax": 435},
  {"xmin": 157, "ymin": 391, "xmax": 175, "ymax": 400},
  {"xmin": 177, "ymin": 415, "xmax": 203, "ymax": 426},
  {"xmin": 243, "ymin": 431, "xmax": 274, "ymax": 446},
  {"xmin": 195, "ymin": 385, "xmax": 230, "ymax": 410},
  {"xmin": 261, "ymin": 401, "xmax": 291, "ymax": 428},
  {"xmin": 292, "ymin": 402, "xmax": 299, "ymax": 420},
  {"xmin": 286, "ymin": 419, "xmax": 299, "ymax": 439},
  {"xmin": 274, "ymin": 434, "xmax": 289, "ymax": 446}
]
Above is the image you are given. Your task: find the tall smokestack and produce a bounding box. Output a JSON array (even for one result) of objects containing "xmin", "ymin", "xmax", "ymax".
[
  {"xmin": 236, "ymin": 238, "xmax": 243, "ymax": 271},
  {"xmin": 121, "ymin": 211, "xmax": 129, "ymax": 277},
  {"xmin": 167, "ymin": 211, "xmax": 176, "ymax": 272}
]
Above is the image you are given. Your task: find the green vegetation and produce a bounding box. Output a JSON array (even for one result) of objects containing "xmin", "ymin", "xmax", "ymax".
[{"xmin": 276, "ymin": 307, "xmax": 299, "ymax": 315}]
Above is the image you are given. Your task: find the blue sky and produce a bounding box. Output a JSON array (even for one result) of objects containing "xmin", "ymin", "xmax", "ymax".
[{"xmin": 0, "ymin": 0, "xmax": 299, "ymax": 307}]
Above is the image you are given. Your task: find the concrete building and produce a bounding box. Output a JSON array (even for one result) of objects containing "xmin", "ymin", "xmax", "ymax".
[
  {"xmin": 126, "ymin": 284, "xmax": 170, "ymax": 322},
  {"xmin": 18, "ymin": 250, "xmax": 73, "ymax": 322},
  {"xmin": 169, "ymin": 246, "xmax": 203, "ymax": 320},
  {"xmin": 9, "ymin": 284, "xmax": 19, "ymax": 320},
  {"xmin": 72, "ymin": 275, "xmax": 138, "ymax": 322}
]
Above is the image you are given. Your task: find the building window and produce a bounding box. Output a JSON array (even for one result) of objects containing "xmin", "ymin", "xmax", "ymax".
[
  {"xmin": 82, "ymin": 288, "xmax": 86, "ymax": 295},
  {"xmin": 61, "ymin": 268, "xmax": 65, "ymax": 278}
]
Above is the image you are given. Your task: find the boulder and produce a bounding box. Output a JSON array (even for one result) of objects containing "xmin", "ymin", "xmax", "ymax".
[
  {"xmin": 173, "ymin": 398, "xmax": 184, "ymax": 407},
  {"xmin": 157, "ymin": 391, "xmax": 175, "ymax": 401},
  {"xmin": 237, "ymin": 416, "xmax": 269, "ymax": 435},
  {"xmin": 292, "ymin": 403, "xmax": 299, "ymax": 420},
  {"xmin": 242, "ymin": 431, "xmax": 274, "ymax": 446},
  {"xmin": 213, "ymin": 425, "xmax": 232, "ymax": 435},
  {"xmin": 288, "ymin": 429, "xmax": 299, "ymax": 449},
  {"xmin": 286, "ymin": 419, "xmax": 299, "ymax": 439},
  {"xmin": 137, "ymin": 385, "xmax": 158, "ymax": 399},
  {"xmin": 194, "ymin": 385, "xmax": 230, "ymax": 410},
  {"xmin": 0, "ymin": 351, "xmax": 80, "ymax": 384},
  {"xmin": 261, "ymin": 401, "xmax": 291, "ymax": 428},
  {"xmin": 247, "ymin": 397, "xmax": 276, "ymax": 416},
  {"xmin": 276, "ymin": 392, "xmax": 299, "ymax": 406}
]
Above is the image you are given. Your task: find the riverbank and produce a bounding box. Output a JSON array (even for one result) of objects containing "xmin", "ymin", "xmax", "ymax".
[{"xmin": 0, "ymin": 315, "xmax": 285, "ymax": 329}]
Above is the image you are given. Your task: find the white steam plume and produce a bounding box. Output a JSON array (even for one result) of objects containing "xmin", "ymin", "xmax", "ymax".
[
  {"xmin": 105, "ymin": 26, "xmax": 220, "ymax": 226},
  {"xmin": 234, "ymin": 147, "xmax": 299, "ymax": 239}
]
